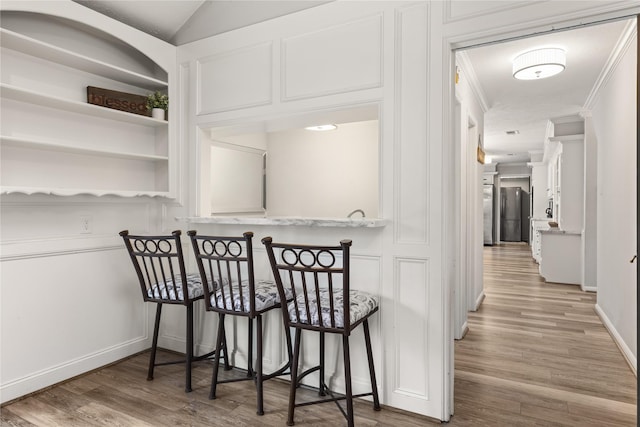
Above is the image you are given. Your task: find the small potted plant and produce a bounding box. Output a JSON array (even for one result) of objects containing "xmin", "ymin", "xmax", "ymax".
[{"xmin": 146, "ymin": 91, "xmax": 168, "ymax": 120}]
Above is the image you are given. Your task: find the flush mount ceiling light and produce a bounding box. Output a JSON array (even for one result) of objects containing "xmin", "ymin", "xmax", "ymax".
[
  {"xmin": 513, "ymin": 48, "xmax": 566, "ymax": 80},
  {"xmin": 305, "ymin": 124, "xmax": 337, "ymax": 131}
]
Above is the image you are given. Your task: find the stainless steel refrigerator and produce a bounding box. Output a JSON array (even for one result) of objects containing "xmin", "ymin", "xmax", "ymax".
[
  {"xmin": 500, "ymin": 187, "xmax": 522, "ymax": 242},
  {"xmin": 483, "ymin": 184, "xmax": 495, "ymax": 245}
]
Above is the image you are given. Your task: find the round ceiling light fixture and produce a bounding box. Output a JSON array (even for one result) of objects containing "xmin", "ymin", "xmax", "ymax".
[
  {"xmin": 305, "ymin": 124, "xmax": 337, "ymax": 131},
  {"xmin": 512, "ymin": 48, "xmax": 566, "ymax": 80}
]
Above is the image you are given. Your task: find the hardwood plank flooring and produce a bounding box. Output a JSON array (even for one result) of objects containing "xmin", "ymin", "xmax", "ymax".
[
  {"xmin": 454, "ymin": 243, "xmax": 637, "ymax": 426},
  {"xmin": 2, "ymin": 243, "xmax": 636, "ymax": 426}
]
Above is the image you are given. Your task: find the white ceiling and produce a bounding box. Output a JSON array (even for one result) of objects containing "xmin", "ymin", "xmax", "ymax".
[
  {"xmin": 73, "ymin": 1, "xmax": 329, "ymax": 45},
  {"xmin": 460, "ymin": 18, "xmax": 632, "ymax": 165},
  {"xmin": 73, "ymin": 2, "xmax": 633, "ymax": 166}
]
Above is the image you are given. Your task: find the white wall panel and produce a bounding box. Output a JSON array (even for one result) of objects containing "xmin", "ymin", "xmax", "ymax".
[
  {"xmin": 197, "ymin": 42, "xmax": 272, "ymax": 114},
  {"xmin": 282, "ymin": 15, "xmax": 383, "ymax": 101},
  {"xmin": 393, "ymin": 257, "xmax": 429, "ymax": 399},
  {"xmin": 1, "ymin": 248, "xmax": 148, "ymax": 402},
  {"xmin": 593, "ymin": 32, "xmax": 637, "ymax": 365},
  {"xmin": 444, "ymin": 1, "xmax": 535, "ymax": 23},
  {"xmin": 395, "ymin": 4, "xmax": 429, "ymax": 244}
]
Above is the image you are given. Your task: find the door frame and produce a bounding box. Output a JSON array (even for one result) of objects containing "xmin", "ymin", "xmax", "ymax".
[{"xmin": 443, "ymin": 8, "xmax": 640, "ymax": 419}]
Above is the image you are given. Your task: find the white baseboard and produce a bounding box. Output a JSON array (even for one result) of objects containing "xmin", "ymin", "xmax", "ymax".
[
  {"xmin": 0, "ymin": 337, "xmax": 148, "ymax": 404},
  {"xmin": 594, "ymin": 304, "xmax": 637, "ymax": 376},
  {"xmin": 582, "ymin": 285, "xmax": 597, "ymax": 293},
  {"xmin": 474, "ymin": 292, "xmax": 486, "ymax": 311}
]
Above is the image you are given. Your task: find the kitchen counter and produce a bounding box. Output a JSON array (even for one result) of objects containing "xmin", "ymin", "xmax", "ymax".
[
  {"xmin": 539, "ymin": 228, "xmax": 581, "ymax": 235},
  {"xmin": 177, "ymin": 216, "xmax": 389, "ymax": 228}
]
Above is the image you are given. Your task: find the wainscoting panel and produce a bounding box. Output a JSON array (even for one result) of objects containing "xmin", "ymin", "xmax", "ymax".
[
  {"xmin": 393, "ymin": 257, "xmax": 429, "ymax": 400},
  {"xmin": 196, "ymin": 42, "xmax": 273, "ymax": 114},
  {"xmin": 282, "ymin": 15, "xmax": 383, "ymax": 101},
  {"xmin": 0, "ymin": 248, "xmax": 148, "ymax": 403},
  {"xmin": 444, "ymin": 0, "xmax": 540, "ymax": 23},
  {"xmin": 395, "ymin": 3, "xmax": 429, "ymax": 245}
]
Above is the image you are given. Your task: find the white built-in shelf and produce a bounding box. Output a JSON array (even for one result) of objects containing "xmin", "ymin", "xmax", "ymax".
[
  {"xmin": 1, "ymin": 186, "xmax": 170, "ymax": 198},
  {"xmin": 0, "ymin": 28, "xmax": 168, "ymax": 91},
  {"xmin": 0, "ymin": 135, "xmax": 168, "ymax": 162},
  {"xmin": 1, "ymin": 7, "xmax": 174, "ymax": 200},
  {"xmin": 1, "ymin": 84, "xmax": 167, "ymax": 127}
]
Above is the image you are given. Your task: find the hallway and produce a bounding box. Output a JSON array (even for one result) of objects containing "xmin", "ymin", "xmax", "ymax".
[{"xmin": 453, "ymin": 243, "xmax": 637, "ymax": 425}]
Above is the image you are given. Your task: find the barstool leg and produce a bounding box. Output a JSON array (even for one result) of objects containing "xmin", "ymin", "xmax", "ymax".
[
  {"xmin": 319, "ymin": 331, "xmax": 325, "ymax": 396},
  {"xmin": 287, "ymin": 328, "xmax": 302, "ymax": 426},
  {"xmin": 363, "ymin": 319, "xmax": 381, "ymax": 410},
  {"xmin": 221, "ymin": 317, "xmax": 231, "ymax": 370},
  {"xmin": 342, "ymin": 334, "xmax": 354, "ymax": 427},
  {"xmin": 148, "ymin": 303, "xmax": 162, "ymax": 380},
  {"xmin": 247, "ymin": 317, "xmax": 254, "ymax": 378},
  {"xmin": 185, "ymin": 303, "xmax": 194, "ymax": 393},
  {"xmin": 210, "ymin": 313, "xmax": 226, "ymax": 399},
  {"xmin": 256, "ymin": 315, "xmax": 264, "ymax": 415}
]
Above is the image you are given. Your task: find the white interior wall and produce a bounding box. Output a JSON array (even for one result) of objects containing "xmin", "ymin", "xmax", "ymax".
[
  {"xmin": 453, "ymin": 56, "xmax": 485, "ymax": 338},
  {"xmin": 266, "ymin": 120, "xmax": 379, "ymax": 218},
  {"xmin": 592, "ymin": 31, "xmax": 637, "ymax": 371}
]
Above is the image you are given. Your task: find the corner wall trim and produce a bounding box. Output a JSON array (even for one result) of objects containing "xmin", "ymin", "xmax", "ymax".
[{"xmin": 594, "ymin": 303, "xmax": 637, "ymax": 377}]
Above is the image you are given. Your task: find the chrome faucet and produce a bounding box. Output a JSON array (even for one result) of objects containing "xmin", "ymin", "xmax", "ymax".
[{"xmin": 347, "ymin": 209, "xmax": 365, "ymax": 218}]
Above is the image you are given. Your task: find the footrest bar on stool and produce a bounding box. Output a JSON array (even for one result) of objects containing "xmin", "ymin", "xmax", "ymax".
[
  {"xmin": 295, "ymin": 365, "xmax": 320, "ymax": 387},
  {"xmin": 154, "ymin": 348, "xmax": 225, "ymax": 367},
  {"xmin": 262, "ymin": 360, "xmax": 292, "ymax": 381},
  {"xmin": 293, "ymin": 385, "xmax": 374, "ymax": 408}
]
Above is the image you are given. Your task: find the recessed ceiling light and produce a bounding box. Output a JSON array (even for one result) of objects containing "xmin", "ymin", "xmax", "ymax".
[
  {"xmin": 506, "ymin": 130, "xmax": 520, "ymax": 135},
  {"xmin": 513, "ymin": 48, "xmax": 566, "ymax": 80},
  {"xmin": 305, "ymin": 124, "xmax": 337, "ymax": 131}
]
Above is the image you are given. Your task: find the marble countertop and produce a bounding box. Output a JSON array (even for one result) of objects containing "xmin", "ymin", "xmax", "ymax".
[
  {"xmin": 539, "ymin": 228, "xmax": 581, "ymax": 235},
  {"xmin": 177, "ymin": 216, "xmax": 389, "ymax": 228}
]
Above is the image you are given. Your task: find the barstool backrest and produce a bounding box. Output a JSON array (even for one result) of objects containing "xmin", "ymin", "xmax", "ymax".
[
  {"xmin": 262, "ymin": 237, "xmax": 352, "ymax": 333},
  {"xmin": 189, "ymin": 231, "xmax": 259, "ymax": 316},
  {"xmin": 120, "ymin": 230, "xmax": 197, "ymax": 305}
]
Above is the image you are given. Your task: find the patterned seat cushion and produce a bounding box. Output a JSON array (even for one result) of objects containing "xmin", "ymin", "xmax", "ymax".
[
  {"xmin": 287, "ymin": 289, "xmax": 378, "ymax": 328},
  {"xmin": 210, "ymin": 279, "xmax": 293, "ymax": 313},
  {"xmin": 147, "ymin": 273, "xmax": 204, "ymax": 301}
]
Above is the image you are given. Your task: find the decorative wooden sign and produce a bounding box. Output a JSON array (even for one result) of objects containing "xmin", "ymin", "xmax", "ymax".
[{"xmin": 87, "ymin": 86, "xmax": 149, "ymax": 116}]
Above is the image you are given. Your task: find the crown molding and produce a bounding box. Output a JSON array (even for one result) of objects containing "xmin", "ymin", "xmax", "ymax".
[
  {"xmin": 456, "ymin": 50, "xmax": 490, "ymax": 113},
  {"xmin": 583, "ymin": 19, "xmax": 637, "ymax": 110}
]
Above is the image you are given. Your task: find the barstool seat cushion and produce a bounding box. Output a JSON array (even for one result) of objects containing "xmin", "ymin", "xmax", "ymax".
[
  {"xmin": 211, "ymin": 279, "xmax": 293, "ymax": 313},
  {"xmin": 288, "ymin": 289, "xmax": 378, "ymax": 328},
  {"xmin": 147, "ymin": 273, "xmax": 204, "ymax": 301}
]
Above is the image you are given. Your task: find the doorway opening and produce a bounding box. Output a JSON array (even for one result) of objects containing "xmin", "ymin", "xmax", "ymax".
[{"xmin": 449, "ymin": 14, "xmax": 638, "ymax": 420}]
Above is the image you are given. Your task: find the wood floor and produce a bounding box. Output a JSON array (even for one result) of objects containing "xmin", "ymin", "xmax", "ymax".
[{"xmin": 2, "ymin": 243, "xmax": 636, "ymax": 426}]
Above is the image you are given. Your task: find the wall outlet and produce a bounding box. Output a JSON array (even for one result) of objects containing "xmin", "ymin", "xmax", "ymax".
[{"xmin": 80, "ymin": 215, "xmax": 92, "ymax": 234}]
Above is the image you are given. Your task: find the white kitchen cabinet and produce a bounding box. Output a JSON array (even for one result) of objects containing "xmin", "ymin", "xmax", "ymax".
[
  {"xmin": 539, "ymin": 230, "xmax": 582, "ymax": 285},
  {"xmin": 537, "ymin": 129, "xmax": 584, "ymax": 285},
  {"xmin": 0, "ymin": 3, "xmax": 175, "ymax": 197},
  {"xmin": 552, "ymin": 134, "xmax": 585, "ymax": 232},
  {"xmin": 530, "ymin": 218, "xmax": 550, "ymax": 263}
]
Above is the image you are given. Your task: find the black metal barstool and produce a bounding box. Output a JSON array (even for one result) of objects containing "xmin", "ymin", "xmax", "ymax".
[
  {"xmin": 262, "ymin": 236, "xmax": 381, "ymax": 427},
  {"xmin": 189, "ymin": 230, "xmax": 292, "ymax": 415},
  {"xmin": 119, "ymin": 230, "xmax": 228, "ymax": 392}
]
